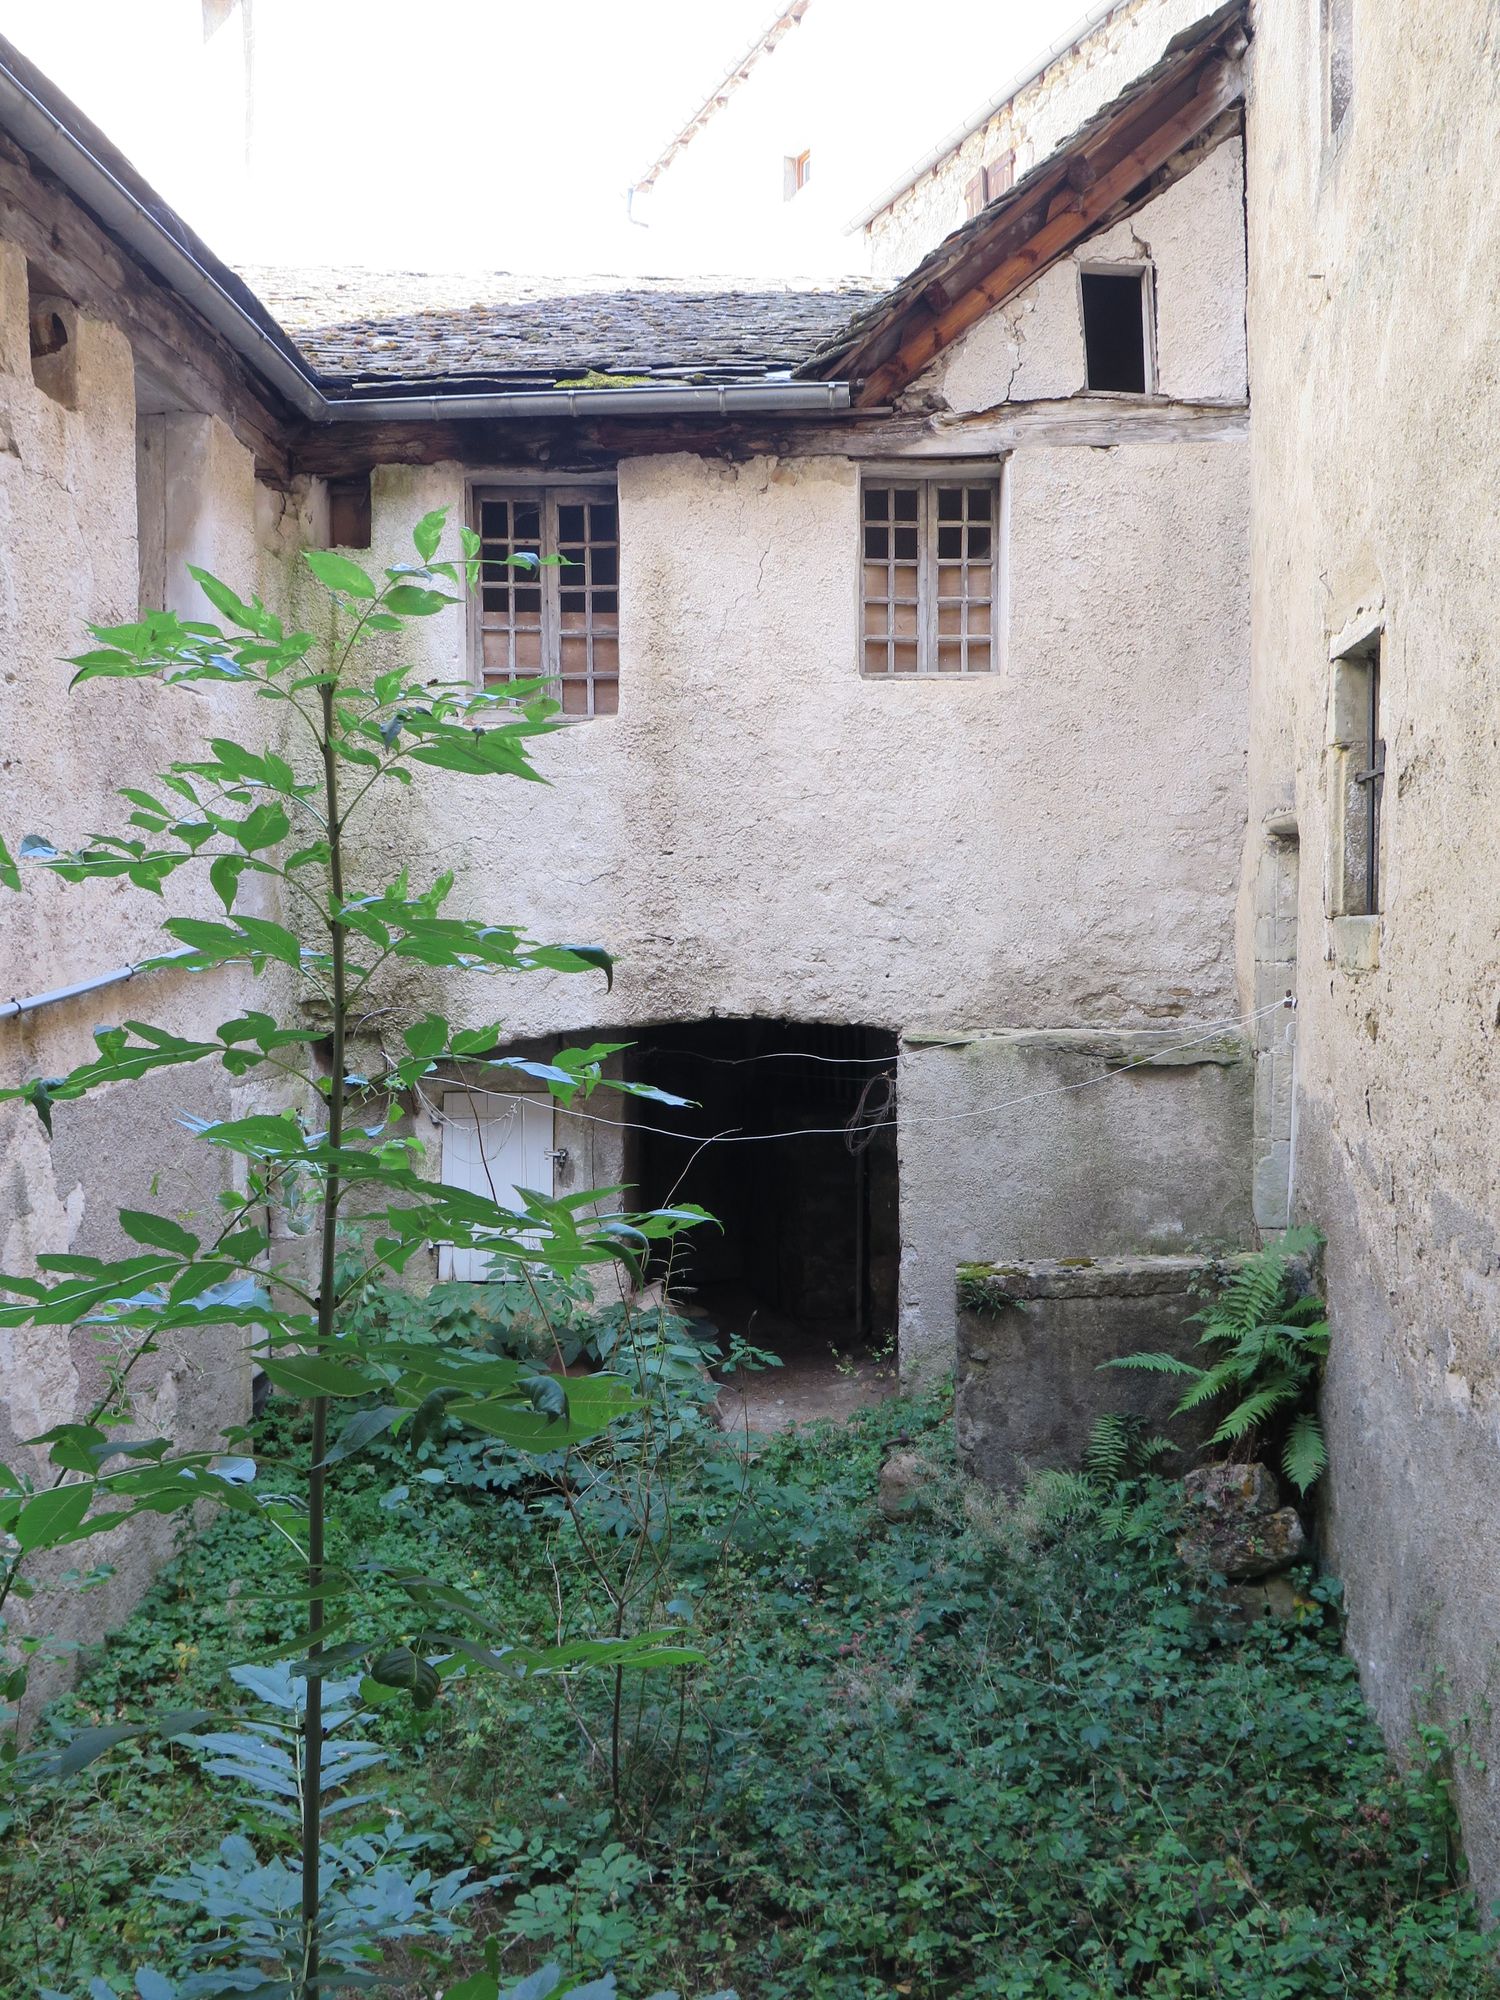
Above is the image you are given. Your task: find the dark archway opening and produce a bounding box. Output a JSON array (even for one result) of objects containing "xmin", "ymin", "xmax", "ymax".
[{"xmin": 630, "ymin": 1020, "xmax": 899, "ymax": 1409}]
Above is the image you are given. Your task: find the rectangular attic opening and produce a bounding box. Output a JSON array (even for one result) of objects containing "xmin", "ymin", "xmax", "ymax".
[
  {"xmin": 1080, "ymin": 267, "xmax": 1151, "ymax": 393},
  {"xmin": 628, "ymin": 1020, "xmax": 899, "ymax": 1419}
]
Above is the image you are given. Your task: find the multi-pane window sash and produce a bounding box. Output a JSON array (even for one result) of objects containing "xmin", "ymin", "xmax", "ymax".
[
  {"xmin": 473, "ymin": 486, "xmax": 619, "ymax": 717},
  {"xmin": 861, "ymin": 479, "xmax": 998, "ymax": 676}
]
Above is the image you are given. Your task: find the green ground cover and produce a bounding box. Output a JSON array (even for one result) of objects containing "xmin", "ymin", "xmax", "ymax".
[{"xmin": 3, "ymin": 1373, "xmax": 1495, "ymax": 2000}]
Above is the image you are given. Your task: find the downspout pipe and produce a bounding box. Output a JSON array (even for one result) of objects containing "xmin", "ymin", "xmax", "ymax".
[
  {"xmin": 0, "ymin": 946, "xmax": 201, "ymax": 1023},
  {"xmin": 0, "ymin": 35, "xmax": 853, "ymax": 426}
]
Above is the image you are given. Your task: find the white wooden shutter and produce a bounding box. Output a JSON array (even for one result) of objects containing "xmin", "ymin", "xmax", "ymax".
[{"xmin": 438, "ymin": 1092, "xmax": 555, "ymax": 1282}]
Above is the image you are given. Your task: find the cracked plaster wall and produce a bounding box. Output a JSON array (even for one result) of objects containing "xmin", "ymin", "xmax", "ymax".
[
  {"xmin": 918, "ymin": 139, "xmax": 1247, "ymax": 413},
  {"xmin": 1244, "ymin": 0, "xmax": 1500, "ymax": 1897},
  {"xmin": 0, "ymin": 233, "xmax": 286, "ymax": 1699},
  {"xmin": 350, "ymin": 395, "xmax": 1250, "ymax": 1372}
]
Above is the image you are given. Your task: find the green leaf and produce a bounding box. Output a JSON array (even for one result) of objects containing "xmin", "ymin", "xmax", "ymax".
[
  {"xmin": 1282, "ymin": 1409, "xmax": 1327, "ymax": 1494},
  {"xmin": 187, "ymin": 566, "xmax": 266, "ymax": 632},
  {"xmin": 413, "ymin": 509, "xmax": 446, "ymax": 561},
  {"xmin": 320, "ymin": 1405, "xmax": 403, "ymax": 1466},
  {"xmin": 385, "ymin": 584, "xmax": 457, "ymax": 617},
  {"xmin": 14, "ymin": 1483, "xmax": 91, "ymax": 1551},
  {"xmin": 547, "ymin": 944, "xmax": 614, "ymax": 989},
  {"xmin": 210, "ymin": 854, "xmax": 247, "ymax": 912},
  {"xmin": 368, "ymin": 1645, "xmax": 440, "ymax": 1709},
  {"xmin": 119, "ymin": 1210, "xmax": 200, "ymax": 1258},
  {"xmin": 402, "ymin": 1013, "xmax": 448, "ymax": 1061},
  {"xmin": 257, "ymin": 1355, "xmax": 378, "ymax": 1399},
  {"xmin": 0, "ymin": 835, "xmax": 19, "ymax": 892},
  {"xmin": 304, "ymin": 549, "xmax": 376, "ymax": 598},
  {"xmin": 234, "ymin": 917, "xmax": 303, "ymax": 967}
]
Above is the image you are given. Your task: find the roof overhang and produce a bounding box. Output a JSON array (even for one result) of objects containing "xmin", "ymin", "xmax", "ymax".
[
  {"xmin": 0, "ymin": 32, "xmax": 852, "ymax": 426},
  {"xmin": 804, "ymin": 2, "xmax": 1248, "ymax": 407}
]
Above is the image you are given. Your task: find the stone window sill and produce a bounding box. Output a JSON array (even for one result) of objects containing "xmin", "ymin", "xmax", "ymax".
[{"xmin": 1330, "ymin": 913, "xmax": 1381, "ymax": 973}]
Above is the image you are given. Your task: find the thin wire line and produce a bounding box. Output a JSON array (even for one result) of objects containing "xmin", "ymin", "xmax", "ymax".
[{"xmin": 456, "ymin": 1002, "xmax": 1288, "ymax": 1148}]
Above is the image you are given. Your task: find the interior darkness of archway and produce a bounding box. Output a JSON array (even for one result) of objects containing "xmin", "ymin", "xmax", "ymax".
[{"xmin": 629, "ymin": 1019, "xmax": 900, "ymax": 1369}]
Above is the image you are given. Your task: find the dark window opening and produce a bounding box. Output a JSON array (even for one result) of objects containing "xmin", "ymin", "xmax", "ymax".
[
  {"xmin": 328, "ymin": 474, "xmax": 373, "ymax": 550},
  {"xmin": 27, "ymin": 263, "xmax": 76, "ymax": 408},
  {"xmin": 1339, "ymin": 639, "xmax": 1384, "ymax": 916},
  {"xmin": 629, "ymin": 1020, "xmax": 900, "ymax": 1413},
  {"xmin": 1080, "ymin": 268, "xmax": 1150, "ymax": 393}
]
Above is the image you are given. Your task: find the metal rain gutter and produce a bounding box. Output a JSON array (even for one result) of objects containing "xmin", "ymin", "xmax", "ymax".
[
  {"xmin": 0, "ymin": 42, "xmax": 853, "ymax": 427},
  {"xmin": 319, "ymin": 380, "xmax": 850, "ymax": 421},
  {"xmin": 0, "ymin": 946, "xmax": 200, "ymax": 1023},
  {"xmin": 0, "ymin": 44, "xmax": 325, "ymax": 420},
  {"xmin": 846, "ymin": 0, "xmax": 1124, "ymax": 232}
]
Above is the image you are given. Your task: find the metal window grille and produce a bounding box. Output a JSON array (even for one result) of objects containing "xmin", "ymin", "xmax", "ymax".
[
  {"xmin": 861, "ymin": 480, "xmax": 998, "ymax": 676},
  {"xmin": 473, "ymin": 486, "xmax": 620, "ymax": 718},
  {"xmin": 1351, "ymin": 647, "xmax": 1384, "ymax": 913}
]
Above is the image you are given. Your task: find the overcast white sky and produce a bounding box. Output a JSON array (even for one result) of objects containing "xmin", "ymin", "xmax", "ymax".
[{"xmin": 0, "ymin": 0, "xmax": 1090, "ymax": 275}]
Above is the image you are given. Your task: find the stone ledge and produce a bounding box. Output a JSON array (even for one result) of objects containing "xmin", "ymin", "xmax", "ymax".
[{"xmin": 902, "ymin": 1026, "xmax": 1249, "ymax": 1066}]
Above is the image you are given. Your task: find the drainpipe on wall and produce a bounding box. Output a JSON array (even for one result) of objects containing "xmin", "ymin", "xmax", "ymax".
[{"xmin": 0, "ymin": 945, "xmax": 201, "ymax": 1022}]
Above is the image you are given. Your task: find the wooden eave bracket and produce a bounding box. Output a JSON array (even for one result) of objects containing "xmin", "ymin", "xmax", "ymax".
[{"xmin": 828, "ymin": 32, "xmax": 1245, "ymax": 409}]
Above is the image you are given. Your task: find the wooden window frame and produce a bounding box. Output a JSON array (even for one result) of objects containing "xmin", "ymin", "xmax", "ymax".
[
  {"xmin": 1077, "ymin": 262, "xmax": 1156, "ymax": 395},
  {"xmin": 468, "ymin": 480, "xmax": 620, "ymax": 719},
  {"xmin": 859, "ymin": 468, "xmax": 1004, "ymax": 679},
  {"xmin": 784, "ymin": 149, "xmax": 812, "ymax": 199}
]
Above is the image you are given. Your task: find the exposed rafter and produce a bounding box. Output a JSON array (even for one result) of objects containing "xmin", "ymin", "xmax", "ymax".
[{"xmin": 802, "ymin": 2, "xmax": 1248, "ymax": 407}]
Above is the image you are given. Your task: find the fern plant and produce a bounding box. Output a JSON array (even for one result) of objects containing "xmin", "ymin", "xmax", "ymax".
[{"xmin": 1103, "ymin": 1228, "xmax": 1329, "ymax": 1494}]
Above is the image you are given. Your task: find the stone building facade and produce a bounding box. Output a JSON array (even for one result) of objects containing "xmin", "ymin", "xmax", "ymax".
[
  {"xmin": 8, "ymin": 0, "xmax": 1498, "ymax": 1906},
  {"xmin": 1242, "ymin": 0, "xmax": 1500, "ymax": 1892},
  {"xmin": 0, "ymin": 12, "xmax": 1255, "ymax": 1684}
]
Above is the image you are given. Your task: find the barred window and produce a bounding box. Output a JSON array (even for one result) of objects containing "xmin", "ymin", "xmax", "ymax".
[
  {"xmin": 861, "ymin": 479, "xmax": 998, "ymax": 676},
  {"xmin": 473, "ymin": 486, "xmax": 619, "ymax": 717}
]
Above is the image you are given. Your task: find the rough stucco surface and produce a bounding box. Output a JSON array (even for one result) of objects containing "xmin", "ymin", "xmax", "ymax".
[
  {"xmin": 899, "ymin": 1033, "xmax": 1252, "ymax": 1374},
  {"xmin": 925, "ymin": 140, "xmax": 1248, "ymax": 413},
  {"xmin": 866, "ymin": 0, "xmax": 1225, "ymax": 275},
  {"xmin": 1244, "ymin": 0, "xmax": 1500, "ymax": 1896},
  {"xmin": 0, "ymin": 235, "xmax": 277, "ymax": 1694}
]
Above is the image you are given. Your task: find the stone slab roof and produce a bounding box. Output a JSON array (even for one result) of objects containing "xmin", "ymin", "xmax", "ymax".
[{"xmin": 238, "ymin": 267, "xmax": 886, "ymax": 390}]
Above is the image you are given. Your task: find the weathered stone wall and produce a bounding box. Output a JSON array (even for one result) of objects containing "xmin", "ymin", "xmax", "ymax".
[
  {"xmin": 0, "ymin": 232, "xmax": 285, "ymax": 1694},
  {"xmin": 864, "ymin": 0, "xmax": 1223, "ymax": 275},
  {"xmin": 1244, "ymin": 0, "xmax": 1500, "ymax": 1894},
  {"xmin": 899, "ymin": 1030, "xmax": 1253, "ymax": 1376},
  {"xmin": 955, "ymin": 1253, "xmax": 1219, "ymax": 1487}
]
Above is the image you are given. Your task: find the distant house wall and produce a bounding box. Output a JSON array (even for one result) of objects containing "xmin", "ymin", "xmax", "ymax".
[
  {"xmin": 863, "ymin": 0, "xmax": 1218, "ymax": 277},
  {"xmin": 0, "ymin": 225, "xmax": 289, "ymax": 1692},
  {"xmin": 1244, "ymin": 0, "xmax": 1500, "ymax": 1901}
]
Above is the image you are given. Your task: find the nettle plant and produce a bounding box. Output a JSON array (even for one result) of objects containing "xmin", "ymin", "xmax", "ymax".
[{"xmin": 0, "ymin": 512, "xmax": 707, "ymax": 1998}]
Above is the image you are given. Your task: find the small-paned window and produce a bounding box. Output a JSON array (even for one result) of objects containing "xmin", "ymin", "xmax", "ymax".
[
  {"xmin": 1333, "ymin": 635, "xmax": 1384, "ymax": 915},
  {"xmin": 473, "ymin": 486, "xmax": 619, "ymax": 718},
  {"xmin": 1080, "ymin": 267, "xmax": 1151, "ymax": 393},
  {"xmin": 784, "ymin": 150, "xmax": 812, "ymax": 199},
  {"xmin": 861, "ymin": 479, "xmax": 998, "ymax": 677}
]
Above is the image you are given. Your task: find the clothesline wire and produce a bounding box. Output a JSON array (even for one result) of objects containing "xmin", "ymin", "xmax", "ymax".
[{"xmin": 448, "ymin": 1000, "xmax": 1291, "ymax": 1148}]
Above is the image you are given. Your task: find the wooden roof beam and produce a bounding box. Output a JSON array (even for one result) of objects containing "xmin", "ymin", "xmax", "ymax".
[{"xmin": 853, "ymin": 56, "xmax": 1241, "ymax": 407}]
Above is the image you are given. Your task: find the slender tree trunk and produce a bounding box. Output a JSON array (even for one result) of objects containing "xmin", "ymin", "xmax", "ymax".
[{"xmin": 302, "ymin": 682, "xmax": 347, "ymax": 1998}]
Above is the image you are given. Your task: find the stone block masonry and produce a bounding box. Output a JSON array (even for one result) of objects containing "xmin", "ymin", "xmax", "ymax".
[{"xmin": 954, "ymin": 1253, "xmax": 1219, "ymax": 1489}]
